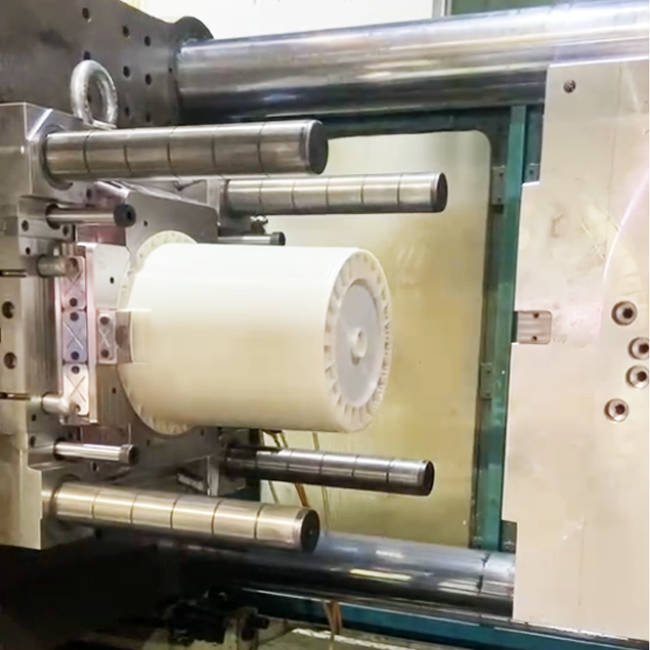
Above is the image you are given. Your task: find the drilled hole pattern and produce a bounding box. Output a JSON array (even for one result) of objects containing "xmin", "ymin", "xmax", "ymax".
[{"xmin": 77, "ymin": 7, "xmax": 175, "ymax": 127}]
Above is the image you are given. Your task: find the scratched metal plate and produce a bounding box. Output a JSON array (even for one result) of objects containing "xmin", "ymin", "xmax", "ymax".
[{"xmin": 502, "ymin": 59, "xmax": 648, "ymax": 639}]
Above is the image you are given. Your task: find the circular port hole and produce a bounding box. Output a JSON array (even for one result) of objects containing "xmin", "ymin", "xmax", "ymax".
[
  {"xmin": 2, "ymin": 301, "xmax": 15, "ymax": 318},
  {"xmin": 612, "ymin": 301, "xmax": 637, "ymax": 326},
  {"xmin": 604, "ymin": 398, "xmax": 629, "ymax": 422},
  {"xmin": 626, "ymin": 366, "xmax": 649, "ymax": 389},
  {"xmin": 629, "ymin": 337, "xmax": 649, "ymax": 360},
  {"xmin": 4, "ymin": 352, "xmax": 17, "ymax": 369}
]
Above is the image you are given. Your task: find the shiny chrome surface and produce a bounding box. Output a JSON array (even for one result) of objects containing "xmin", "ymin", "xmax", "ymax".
[
  {"xmin": 162, "ymin": 532, "xmax": 513, "ymax": 615},
  {"xmin": 218, "ymin": 233, "xmax": 286, "ymax": 246},
  {"xmin": 41, "ymin": 394, "xmax": 77, "ymax": 417},
  {"xmin": 43, "ymin": 121, "xmax": 328, "ymax": 181},
  {"xmin": 223, "ymin": 173, "xmax": 447, "ymax": 217},
  {"xmin": 48, "ymin": 483, "xmax": 320, "ymax": 551},
  {"xmin": 176, "ymin": 1, "xmax": 649, "ymax": 119},
  {"xmin": 36, "ymin": 256, "xmax": 78, "ymax": 278},
  {"xmin": 69, "ymin": 59, "xmax": 119, "ymax": 128},
  {"xmin": 46, "ymin": 206, "xmax": 136, "ymax": 228},
  {"xmin": 53, "ymin": 442, "xmax": 139, "ymax": 465},
  {"xmin": 222, "ymin": 447, "xmax": 434, "ymax": 496}
]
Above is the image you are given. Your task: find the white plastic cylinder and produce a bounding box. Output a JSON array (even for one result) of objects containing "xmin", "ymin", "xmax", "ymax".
[{"xmin": 118, "ymin": 243, "xmax": 391, "ymax": 435}]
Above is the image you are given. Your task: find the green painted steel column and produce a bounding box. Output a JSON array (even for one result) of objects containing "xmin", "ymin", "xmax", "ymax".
[{"xmin": 473, "ymin": 106, "xmax": 527, "ymax": 550}]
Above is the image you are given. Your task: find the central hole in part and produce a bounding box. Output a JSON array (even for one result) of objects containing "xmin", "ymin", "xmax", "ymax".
[{"xmin": 350, "ymin": 327, "xmax": 367, "ymax": 362}]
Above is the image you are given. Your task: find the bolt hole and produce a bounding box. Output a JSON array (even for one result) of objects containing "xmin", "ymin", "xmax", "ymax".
[
  {"xmin": 71, "ymin": 351, "xmax": 80, "ymax": 361},
  {"xmin": 83, "ymin": 50, "xmax": 92, "ymax": 60},
  {"xmin": 531, "ymin": 335, "xmax": 538, "ymax": 342},
  {"xmin": 563, "ymin": 79, "xmax": 576, "ymax": 93},
  {"xmin": 82, "ymin": 7, "xmax": 91, "ymax": 21},
  {"xmin": 145, "ymin": 73, "xmax": 152, "ymax": 85},
  {"xmin": 91, "ymin": 462, "xmax": 99, "ymax": 472},
  {"xmin": 109, "ymin": 277, "xmax": 115, "ymax": 284},
  {"xmin": 612, "ymin": 301, "xmax": 637, "ymax": 325},
  {"xmin": 29, "ymin": 435, "xmax": 36, "ymax": 448},
  {"xmin": 3, "ymin": 352, "xmax": 17, "ymax": 369},
  {"xmin": 62, "ymin": 225, "xmax": 70, "ymax": 236},
  {"xmin": 626, "ymin": 365, "xmax": 649, "ymax": 389},
  {"xmin": 200, "ymin": 429, "xmax": 205, "ymax": 436},
  {"xmin": 168, "ymin": 66, "xmax": 173, "ymax": 74},
  {"xmin": 31, "ymin": 414, "xmax": 37, "ymax": 422},
  {"xmin": 533, "ymin": 312, "xmax": 539, "ymax": 319},
  {"xmin": 111, "ymin": 387, "xmax": 117, "ymax": 394},
  {"xmin": 124, "ymin": 105, "xmax": 131, "ymax": 118},
  {"xmin": 143, "ymin": 220, "xmax": 149, "ymax": 227},
  {"xmin": 21, "ymin": 220, "xmax": 29, "ymax": 232},
  {"xmin": 25, "ymin": 248, "xmax": 31, "ymax": 256},
  {"xmin": 69, "ymin": 297, "xmax": 78, "ymax": 308},
  {"xmin": 100, "ymin": 349, "xmax": 110, "ymax": 359},
  {"xmin": 122, "ymin": 25, "xmax": 130, "ymax": 38},
  {"xmin": 70, "ymin": 310, "xmax": 79, "ymax": 320},
  {"xmin": 71, "ymin": 365, "xmax": 80, "ymax": 375},
  {"xmin": 123, "ymin": 66, "xmax": 131, "ymax": 78},
  {"xmin": 144, "ymin": 35, "xmax": 152, "ymax": 46},
  {"xmin": 2, "ymin": 302, "xmax": 15, "ymax": 319},
  {"xmin": 641, "ymin": 344, "xmax": 649, "ymax": 354},
  {"xmin": 605, "ymin": 398, "xmax": 629, "ymax": 422},
  {"xmin": 100, "ymin": 315, "xmax": 110, "ymax": 326}
]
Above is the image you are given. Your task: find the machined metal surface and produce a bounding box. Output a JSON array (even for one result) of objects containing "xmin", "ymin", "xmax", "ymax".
[
  {"xmin": 218, "ymin": 233, "xmax": 286, "ymax": 246},
  {"xmin": 53, "ymin": 442, "xmax": 139, "ymax": 465},
  {"xmin": 162, "ymin": 532, "xmax": 513, "ymax": 615},
  {"xmin": 44, "ymin": 121, "xmax": 328, "ymax": 181},
  {"xmin": 222, "ymin": 447, "xmax": 434, "ymax": 496},
  {"xmin": 47, "ymin": 206, "xmax": 136, "ymax": 228},
  {"xmin": 176, "ymin": 1, "xmax": 648, "ymax": 120},
  {"xmin": 0, "ymin": 0, "xmax": 210, "ymax": 127},
  {"xmin": 48, "ymin": 483, "xmax": 320, "ymax": 551},
  {"xmin": 36, "ymin": 256, "xmax": 79, "ymax": 278},
  {"xmin": 70, "ymin": 60, "xmax": 119, "ymax": 128},
  {"xmin": 223, "ymin": 173, "xmax": 448, "ymax": 217},
  {"xmin": 503, "ymin": 58, "xmax": 648, "ymax": 639}
]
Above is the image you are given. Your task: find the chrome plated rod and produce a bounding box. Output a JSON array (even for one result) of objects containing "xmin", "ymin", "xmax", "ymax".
[
  {"xmin": 218, "ymin": 233, "xmax": 286, "ymax": 246},
  {"xmin": 160, "ymin": 532, "xmax": 514, "ymax": 615},
  {"xmin": 48, "ymin": 483, "xmax": 319, "ymax": 551},
  {"xmin": 223, "ymin": 173, "xmax": 447, "ymax": 216},
  {"xmin": 46, "ymin": 205, "xmax": 136, "ymax": 228},
  {"xmin": 44, "ymin": 121, "xmax": 328, "ymax": 181},
  {"xmin": 176, "ymin": 1, "xmax": 648, "ymax": 119},
  {"xmin": 53, "ymin": 442, "xmax": 139, "ymax": 466},
  {"xmin": 222, "ymin": 447, "xmax": 434, "ymax": 496}
]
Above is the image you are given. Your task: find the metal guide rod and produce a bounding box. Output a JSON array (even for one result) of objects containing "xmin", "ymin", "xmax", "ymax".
[
  {"xmin": 43, "ymin": 121, "xmax": 328, "ymax": 181},
  {"xmin": 47, "ymin": 482, "xmax": 320, "ymax": 551},
  {"xmin": 218, "ymin": 233, "xmax": 286, "ymax": 246},
  {"xmin": 223, "ymin": 172, "xmax": 448, "ymax": 216},
  {"xmin": 46, "ymin": 205, "xmax": 137, "ymax": 227},
  {"xmin": 53, "ymin": 442, "xmax": 139, "ymax": 466},
  {"xmin": 176, "ymin": 1, "xmax": 649, "ymax": 119},
  {"xmin": 221, "ymin": 446, "xmax": 434, "ymax": 496},
  {"xmin": 160, "ymin": 532, "xmax": 514, "ymax": 615}
]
